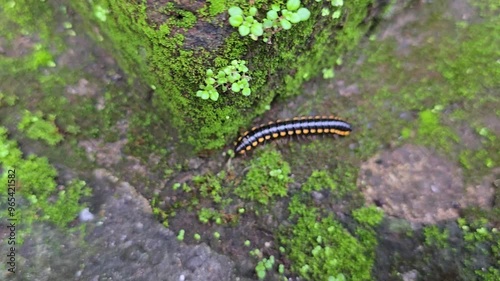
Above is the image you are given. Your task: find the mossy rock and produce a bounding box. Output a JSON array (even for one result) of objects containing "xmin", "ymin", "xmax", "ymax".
[{"xmin": 69, "ymin": 0, "xmax": 381, "ymax": 154}]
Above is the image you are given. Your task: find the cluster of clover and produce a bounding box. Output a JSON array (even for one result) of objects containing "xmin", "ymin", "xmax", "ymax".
[
  {"xmin": 228, "ymin": 0, "xmax": 311, "ymax": 42},
  {"xmin": 197, "ymin": 0, "xmax": 311, "ymax": 101},
  {"xmin": 196, "ymin": 59, "xmax": 250, "ymax": 101}
]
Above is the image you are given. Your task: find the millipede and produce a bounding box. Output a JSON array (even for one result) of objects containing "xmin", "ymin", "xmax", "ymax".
[{"xmin": 234, "ymin": 116, "xmax": 352, "ymax": 154}]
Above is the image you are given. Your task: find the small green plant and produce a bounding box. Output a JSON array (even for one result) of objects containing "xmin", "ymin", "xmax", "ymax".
[
  {"xmin": 318, "ymin": 0, "xmax": 343, "ymax": 19},
  {"xmin": 194, "ymin": 233, "xmax": 201, "ymax": 241},
  {"xmin": 0, "ymin": 126, "xmax": 91, "ymax": 242},
  {"xmin": 255, "ymin": 255, "xmax": 275, "ymax": 280},
  {"xmin": 193, "ymin": 172, "xmax": 229, "ymax": 203},
  {"xmin": 278, "ymin": 263, "xmax": 285, "ymax": 274},
  {"xmin": 424, "ymin": 225, "xmax": 449, "ymax": 249},
  {"xmin": 322, "ymin": 68, "xmax": 335, "ymax": 79},
  {"xmin": 94, "ymin": 4, "xmax": 109, "ymax": 22},
  {"xmin": 197, "ymin": 207, "xmax": 223, "ymax": 224},
  {"xmin": 228, "ymin": 0, "xmax": 311, "ymax": 43},
  {"xmin": 177, "ymin": 229, "xmax": 185, "ymax": 241},
  {"xmin": 0, "ymin": 92, "xmax": 17, "ymax": 107},
  {"xmin": 281, "ymin": 198, "xmax": 375, "ymax": 280},
  {"xmin": 352, "ymin": 206, "xmax": 384, "ymax": 227},
  {"xmin": 18, "ymin": 110, "xmax": 63, "ymax": 145},
  {"xmin": 234, "ymin": 150, "xmax": 292, "ymax": 204},
  {"xmin": 196, "ymin": 60, "xmax": 251, "ymax": 101}
]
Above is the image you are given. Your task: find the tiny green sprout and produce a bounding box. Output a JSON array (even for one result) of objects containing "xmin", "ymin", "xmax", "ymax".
[
  {"xmin": 478, "ymin": 127, "xmax": 489, "ymax": 137},
  {"xmin": 316, "ymin": 235, "xmax": 323, "ymax": 243},
  {"xmin": 28, "ymin": 194, "xmax": 38, "ymax": 204},
  {"xmin": 213, "ymin": 231, "xmax": 220, "ymax": 239},
  {"xmin": 177, "ymin": 229, "xmax": 185, "ymax": 241},
  {"xmin": 322, "ymin": 68, "xmax": 335, "ymax": 79},
  {"xmin": 215, "ymin": 217, "xmax": 222, "ymax": 224},
  {"xmin": 432, "ymin": 104, "xmax": 444, "ymax": 112},
  {"xmin": 278, "ymin": 263, "xmax": 285, "ymax": 274},
  {"xmin": 238, "ymin": 207, "xmax": 245, "ymax": 214},
  {"xmin": 194, "ymin": 233, "xmax": 201, "ymax": 241},
  {"xmin": 198, "ymin": 60, "xmax": 252, "ymax": 100},
  {"xmin": 63, "ymin": 21, "xmax": 72, "ymax": 29},
  {"xmin": 228, "ymin": 3, "xmax": 311, "ymax": 42},
  {"xmin": 172, "ymin": 183, "xmax": 181, "ymax": 190},
  {"xmin": 300, "ymin": 264, "xmax": 310, "ymax": 275},
  {"xmin": 322, "ymin": 8, "xmax": 330, "ymax": 16},
  {"xmin": 265, "ymin": 255, "xmax": 275, "ymax": 268},
  {"xmin": 244, "ymin": 240, "xmax": 251, "ymax": 246},
  {"xmin": 256, "ymin": 262, "xmax": 266, "ymax": 280},
  {"xmin": 269, "ymin": 169, "xmax": 282, "ymax": 177},
  {"xmin": 279, "ymin": 246, "xmax": 286, "ymax": 253},
  {"xmin": 328, "ymin": 273, "xmax": 346, "ymax": 281},
  {"xmin": 332, "ymin": 9, "xmax": 342, "ymax": 19},
  {"xmin": 94, "ymin": 5, "xmax": 109, "ymax": 22},
  {"xmin": 336, "ymin": 56, "xmax": 343, "ymax": 65},
  {"xmin": 331, "ymin": 0, "xmax": 344, "ymax": 7},
  {"xmin": 311, "ymin": 245, "xmax": 322, "ymax": 256}
]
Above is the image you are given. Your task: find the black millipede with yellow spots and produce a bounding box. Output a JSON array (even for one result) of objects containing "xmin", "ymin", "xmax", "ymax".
[{"xmin": 234, "ymin": 116, "xmax": 352, "ymax": 154}]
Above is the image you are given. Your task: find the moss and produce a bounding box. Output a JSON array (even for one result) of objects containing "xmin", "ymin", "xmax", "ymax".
[
  {"xmin": 39, "ymin": 180, "xmax": 92, "ymax": 227},
  {"xmin": 301, "ymin": 170, "xmax": 337, "ymax": 193},
  {"xmin": 207, "ymin": 0, "xmax": 227, "ymax": 16},
  {"xmin": 282, "ymin": 200, "xmax": 374, "ymax": 280},
  {"xmin": 234, "ymin": 149, "xmax": 292, "ymax": 204},
  {"xmin": 197, "ymin": 207, "xmax": 224, "ymax": 224},
  {"xmin": 352, "ymin": 205, "xmax": 384, "ymax": 227},
  {"xmin": 280, "ymin": 167, "xmax": 379, "ymax": 280},
  {"xmin": 416, "ymin": 109, "xmax": 458, "ymax": 153},
  {"xmin": 457, "ymin": 216, "xmax": 500, "ymax": 280},
  {"xmin": 0, "ymin": 126, "xmax": 91, "ymax": 240},
  {"xmin": 161, "ymin": 2, "xmax": 198, "ymax": 29},
  {"xmin": 18, "ymin": 110, "xmax": 64, "ymax": 146},
  {"xmin": 423, "ymin": 225, "xmax": 450, "ymax": 249},
  {"xmin": 193, "ymin": 171, "xmax": 229, "ymax": 204},
  {"xmin": 344, "ymin": 0, "xmax": 499, "ymax": 188},
  {"xmin": 0, "ymin": 91, "xmax": 18, "ymax": 107}
]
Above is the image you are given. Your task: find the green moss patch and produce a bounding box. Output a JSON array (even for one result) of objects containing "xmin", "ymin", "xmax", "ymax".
[
  {"xmin": 18, "ymin": 110, "xmax": 64, "ymax": 146},
  {"xmin": 0, "ymin": 127, "xmax": 91, "ymax": 242},
  {"xmin": 234, "ymin": 149, "xmax": 292, "ymax": 204},
  {"xmin": 281, "ymin": 199, "xmax": 381, "ymax": 280}
]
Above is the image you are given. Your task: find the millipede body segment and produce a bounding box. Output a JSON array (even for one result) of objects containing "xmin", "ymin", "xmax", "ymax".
[{"xmin": 234, "ymin": 116, "xmax": 352, "ymax": 154}]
